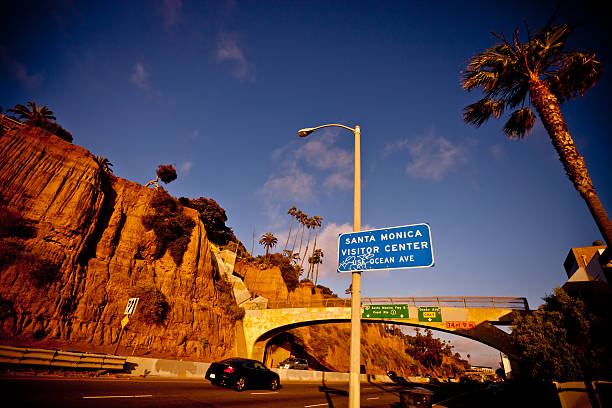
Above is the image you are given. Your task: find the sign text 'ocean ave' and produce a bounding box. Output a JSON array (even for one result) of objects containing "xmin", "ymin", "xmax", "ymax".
[{"xmin": 337, "ymin": 224, "xmax": 434, "ymax": 273}]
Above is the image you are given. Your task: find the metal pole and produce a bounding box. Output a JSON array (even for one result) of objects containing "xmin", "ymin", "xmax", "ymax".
[
  {"xmin": 349, "ymin": 126, "xmax": 361, "ymax": 408},
  {"xmin": 113, "ymin": 325, "xmax": 125, "ymax": 355}
]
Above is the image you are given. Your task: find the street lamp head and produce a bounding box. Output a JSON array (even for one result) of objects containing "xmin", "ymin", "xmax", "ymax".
[{"xmin": 298, "ymin": 128, "xmax": 315, "ymax": 137}]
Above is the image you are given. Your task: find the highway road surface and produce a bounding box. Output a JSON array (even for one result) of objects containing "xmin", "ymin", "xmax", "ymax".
[{"xmin": 0, "ymin": 375, "xmax": 404, "ymax": 408}]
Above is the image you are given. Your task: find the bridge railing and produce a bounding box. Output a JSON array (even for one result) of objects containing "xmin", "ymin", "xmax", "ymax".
[{"xmin": 266, "ymin": 296, "xmax": 529, "ymax": 310}]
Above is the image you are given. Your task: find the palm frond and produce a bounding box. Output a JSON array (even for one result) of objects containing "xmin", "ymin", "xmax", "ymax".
[
  {"xmin": 462, "ymin": 98, "xmax": 505, "ymax": 127},
  {"xmin": 545, "ymin": 51, "xmax": 602, "ymax": 103},
  {"xmin": 503, "ymin": 107, "xmax": 536, "ymax": 139}
]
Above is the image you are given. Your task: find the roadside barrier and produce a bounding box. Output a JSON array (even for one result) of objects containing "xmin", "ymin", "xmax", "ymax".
[{"xmin": 0, "ymin": 345, "xmax": 126, "ymax": 371}]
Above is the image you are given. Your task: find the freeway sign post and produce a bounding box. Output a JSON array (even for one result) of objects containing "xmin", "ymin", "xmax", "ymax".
[
  {"xmin": 338, "ymin": 223, "xmax": 434, "ymax": 273},
  {"xmin": 362, "ymin": 304, "xmax": 409, "ymax": 319}
]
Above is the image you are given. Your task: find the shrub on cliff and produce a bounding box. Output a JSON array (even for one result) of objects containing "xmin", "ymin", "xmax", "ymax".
[
  {"xmin": 142, "ymin": 189, "xmax": 195, "ymax": 265},
  {"xmin": 214, "ymin": 276, "xmax": 245, "ymax": 321},
  {"xmin": 265, "ymin": 253, "xmax": 299, "ymax": 291},
  {"xmin": 145, "ymin": 164, "xmax": 177, "ymax": 188},
  {"xmin": 129, "ymin": 284, "xmax": 170, "ymax": 324},
  {"xmin": 178, "ymin": 196, "xmax": 245, "ymax": 252}
]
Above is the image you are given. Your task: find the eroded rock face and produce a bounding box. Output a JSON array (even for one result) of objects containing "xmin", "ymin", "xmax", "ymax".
[{"xmin": 0, "ymin": 127, "xmax": 237, "ymax": 360}]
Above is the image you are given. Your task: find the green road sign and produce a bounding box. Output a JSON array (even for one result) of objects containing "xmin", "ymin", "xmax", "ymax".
[
  {"xmin": 362, "ymin": 304, "xmax": 409, "ymax": 319},
  {"xmin": 418, "ymin": 306, "xmax": 442, "ymax": 322}
]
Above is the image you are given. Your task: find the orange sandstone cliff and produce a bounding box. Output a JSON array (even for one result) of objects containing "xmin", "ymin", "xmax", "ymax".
[{"xmin": 0, "ymin": 126, "xmax": 237, "ymax": 360}]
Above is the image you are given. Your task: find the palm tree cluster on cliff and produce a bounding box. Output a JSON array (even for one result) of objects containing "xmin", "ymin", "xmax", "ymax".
[
  {"xmin": 282, "ymin": 206, "xmax": 324, "ymax": 280},
  {"xmin": 461, "ymin": 21, "xmax": 612, "ymax": 274}
]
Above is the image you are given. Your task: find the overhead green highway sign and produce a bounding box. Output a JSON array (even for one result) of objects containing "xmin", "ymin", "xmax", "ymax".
[
  {"xmin": 418, "ymin": 306, "xmax": 442, "ymax": 322},
  {"xmin": 361, "ymin": 304, "xmax": 409, "ymax": 319}
]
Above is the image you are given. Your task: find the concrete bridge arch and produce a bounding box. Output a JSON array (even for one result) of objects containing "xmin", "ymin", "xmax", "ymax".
[{"xmin": 242, "ymin": 305, "xmax": 523, "ymax": 364}]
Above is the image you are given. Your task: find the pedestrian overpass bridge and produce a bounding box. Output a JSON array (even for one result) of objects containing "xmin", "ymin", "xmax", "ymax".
[{"xmin": 239, "ymin": 296, "xmax": 528, "ymax": 362}]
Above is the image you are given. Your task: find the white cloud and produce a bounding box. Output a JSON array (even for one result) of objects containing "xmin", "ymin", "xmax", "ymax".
[
  {"xmin": 0, "ymin": 46, "xmax": 43, "ymax": 88},
  {"xmin": 489, "ymin": 144, "xmax": 504, "ymax": 160},
  {"xmin": 187, "ymin": 129, "xmax": 200, "ymax": 140},
  {"xmin": 130, "ymin": 62, "xmax": 164, "ymax": 101},
  {"xmin": 179, "ymin": 161, "xmax": 194, "ymax": 176},
  {"xmin": 161, "ymin": 0, "xmax": 183, "ymax": 27},
  {"xmin": 260, "ymin": 168, "xmax": 315, "ymax": 202},
  {"xmin": 130, "ymin": 63, "xmax": 150, "ymax": 90},
  {"xmin": 385, "ymin": 130, "xmax": 467, "ymax": 182},
  {"xmin": 215, "ymin": 32, "xmax": 254, "ymax": 80}
]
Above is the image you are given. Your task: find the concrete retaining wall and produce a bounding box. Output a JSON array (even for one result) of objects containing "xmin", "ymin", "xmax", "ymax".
[
  {"xmin": 125, "ymin": 356, "xmax": 407, "ymax": 383},
  {"xmin": 126, "ymin": 356, "xmax": 211, "ymax": 378}
]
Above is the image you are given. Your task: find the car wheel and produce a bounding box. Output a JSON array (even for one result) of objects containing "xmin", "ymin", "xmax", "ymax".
[
  {"xmin": 235, "ymin": 376, "xmax": 247, "ymax": 392},
  {"xmin": 269, "ymin": 377, "xmax": 279, "ymax": 391}
]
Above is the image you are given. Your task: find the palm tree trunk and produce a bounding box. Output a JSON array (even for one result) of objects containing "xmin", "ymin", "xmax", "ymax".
[
  {"xmin": 291, "ymin": 221, "xmax": 300, "ymax": 254},
  {"xmin": 311, "ymin": 225, "xmax": 319, "ymax": 260},
  {"xmin": 301, "ymin": 228, "xmax": 312, "ymax": 268},
  {"xmin": 315, "ymin": 262, "xmax": 320, "ymax": 285},
  {"xmin": 529, "ymin": 78, "xmax": 612, "ymax": 271},
  {"xmin": 297, "ymin": 223, "xmax": 305, "ymax": 261},
  {"xmin": 284, "ymin": 216, "xmax": 294, "ymax": 253}
]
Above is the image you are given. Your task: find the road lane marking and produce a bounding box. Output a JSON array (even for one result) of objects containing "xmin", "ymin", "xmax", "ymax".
[
  {"xmin": 251, "ymin": 392, "xmax": 279, "ymax": 395},
  {"xmin": 83, "ymin": 395, "xmax": 152, "ymax": 399},
  {"xmin": 304, "ymin": 404, "xmax": 328, "ymax": 408}
]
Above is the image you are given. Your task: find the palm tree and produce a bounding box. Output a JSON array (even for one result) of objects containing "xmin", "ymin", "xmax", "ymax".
[
  {"xmin": 94, "ymin": 155, "xmax": 113, "ymax": 174},
  {"xmin": 8, "ymin": 101, "xmax": 56, "ymax": 123},
  {"xmin": 313, "ymin": 249, "xmax": 324, "ymax": 285},
  {"xmin": 310, "ymin": 216, "xmax": 323, "ymax": 260},
  {"xmin": 290, "ymin": 209, "xmax": 303, "ymax": 255},
  {"xmin": 283, "ymin": 206, "xmax": 297, "ymax": 254},
  {"xmin": 258, "ymin": 232, "xmax": 278, "ymax": 263},
  {"xmin": 461, "ymin": 23, "xmax": 612, "ymax": 270},
  {"xmin": 296, "ymin": 212, "xmax": 308, "ymax": 260},
  {"xmin": 300, "ymin": 217, "xmax": 315, "ymax": 268}
]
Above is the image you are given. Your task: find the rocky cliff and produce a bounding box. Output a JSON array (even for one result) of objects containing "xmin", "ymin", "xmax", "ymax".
[{"xmin": 0, "ymin": 125, "xmax": 237, "ymax": 360}]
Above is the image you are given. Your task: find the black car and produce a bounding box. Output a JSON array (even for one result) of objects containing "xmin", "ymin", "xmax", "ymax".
[
  {"xmin": 278, "ymin": 357, "xmax": 308, "ymax": 370},
  {"xmin": 205, "ymin": 358, "xmax": 280, "ymax": 392}
]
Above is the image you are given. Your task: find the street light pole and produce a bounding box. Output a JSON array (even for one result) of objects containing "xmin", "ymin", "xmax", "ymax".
[
  {"xmin": 298, "ymin": 124, "xmax": 361, "ymax": 408},
  {"xmin": 350, "ymin": 125, "xmax": 361, "ymax": 408}
]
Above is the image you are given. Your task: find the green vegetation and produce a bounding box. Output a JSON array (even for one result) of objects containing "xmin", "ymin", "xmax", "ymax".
[
  {"xmin": 179, "ymin": 196, "xmax": 244, "ymax": 251},
  {"xmin": 511, "ymin": 286, "xmax": 612, "ymax": 382},
  {"xmin": 8, "ymin": 101, "xmax": 73, "ymax": 142},
  {"xmin": 258, "ymin": 232, "xmax": 277, "ymax": 263},
  {"xmin": 145, "ymin": 164, "xmax": 178, "ymax": 188},
  {"xmin": 214, "ymin": 276, "xmax": 245, "ymax": 321},
  {"xmin": 141, "ymin": 188, "xmax": 195, "ymax": 265},
  {"xmin": 129, "ymin": 284, "xmax": 170, "ymax": 324},
  {"xmin": 461, "ymin": 22, "xmax": 612, "ymax": 263},
  {"xmin": 94, "ymin": 155, "xmax": 113, "ymax": 175},
  {"xmin": 266, "ymin": 253, "xmax": 299, "ymax": 291}
]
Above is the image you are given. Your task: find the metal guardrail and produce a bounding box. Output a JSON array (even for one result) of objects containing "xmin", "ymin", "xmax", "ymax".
[
  {"xmin": 266, "ymin": 296, "xmax": 529, "ymax": 310},
  {"xmin": 0, "ymin": 345, "xmax": 126, "ymax": 371}
]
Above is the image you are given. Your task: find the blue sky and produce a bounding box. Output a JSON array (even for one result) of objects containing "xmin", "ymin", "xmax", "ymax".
[{"xmin": 2, "ymin": 1, "xmax": 611, "ymax": 366}]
